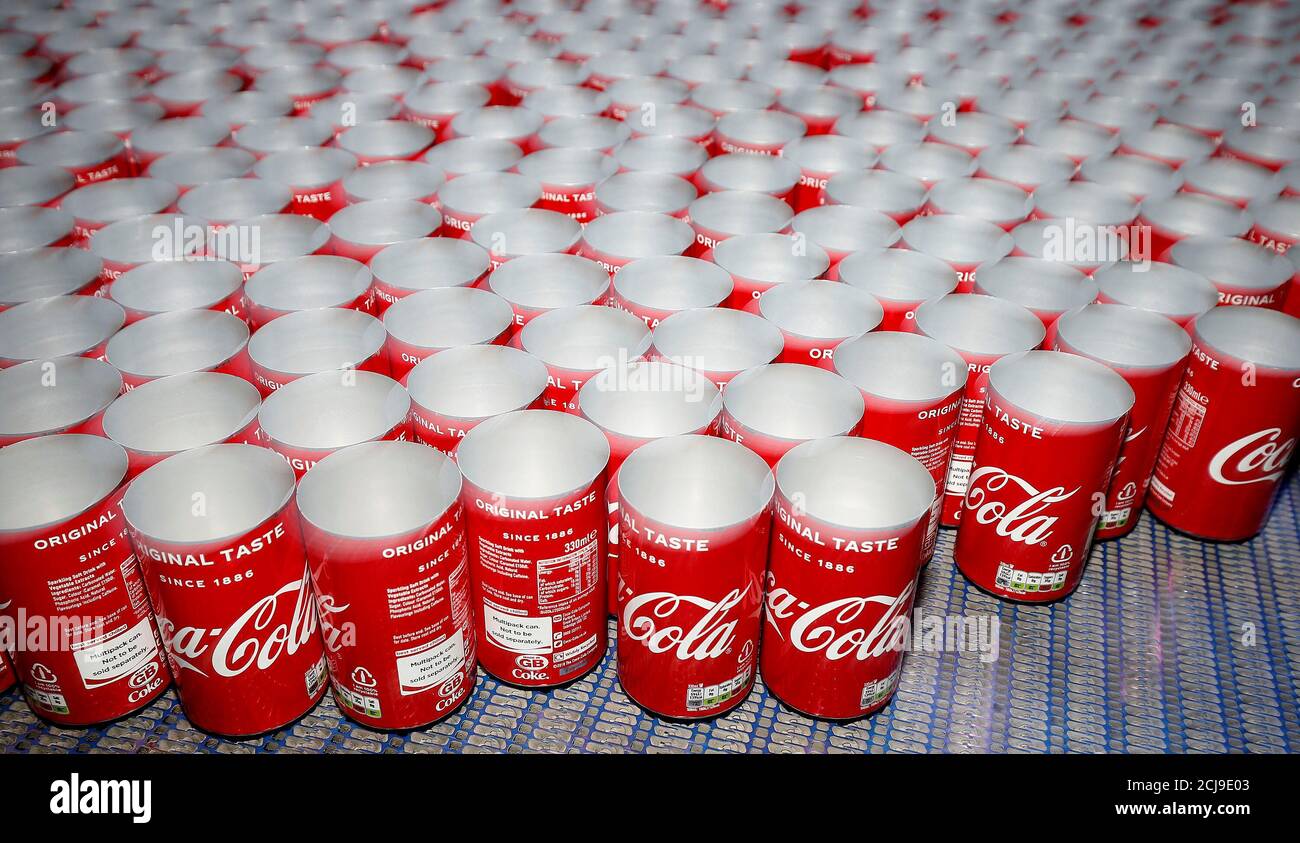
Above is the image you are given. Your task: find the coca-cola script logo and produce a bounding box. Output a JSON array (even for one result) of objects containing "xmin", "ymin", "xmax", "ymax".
[
  {"xmin": 156, "ymin": 566, "xmax": 320, "ymax": 678},
  {"xmin": 621, "ymin": 585, "xmax": 751, "ymax": 661},
  {"xmin": 964, "ymin": 466, "xmax": 1079, "ymax": 546},
  {"xmin": 764, "ymin": 578, "xmax": 914, "ymax": 661},
  {"xmin": 1208, "ymin": 428, "xmax": 1296, "ymax": 486}
]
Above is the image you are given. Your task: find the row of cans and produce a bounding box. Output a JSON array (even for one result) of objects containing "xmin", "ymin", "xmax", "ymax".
[{"xmin": 3, "ymin": 0, "xmax": 1300, "ymax": 732}]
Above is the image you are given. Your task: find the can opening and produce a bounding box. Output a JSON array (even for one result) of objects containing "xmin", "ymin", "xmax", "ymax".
[
  {"xmin": 579, "ymin": 361, "xmax": 721, "ymax": 439},
  {"xmin": 521, "ymin": 305, "xmax": 652, "ymax": 371},
  {"xmin": 782, "ymin": 134, "xmax": 877, "ymax": 176},
  {"xmin": 1195, "ymin": 306, "xmax": 1300, "ymax": 372},
  {"xmin": 1079, "ymin": 153, "xmax": 1181, "ymax": 201},
  {"xmin": 0, "ymin": 206, "xmax": 72, "ymax": 254},
  {"xmin": 977, "ymin": 145, "xmax": 1075, "ymax": 189},
  {"xmin": 112, "ymin": 260, "xmax": 243, "ymax": 313},
  {"xmin": 259, "ymin": 370, "xmax": 409, "ymax": 450},
  {"xmin": 900, "ymin": 214, "xmax": 1013, "ymax": 265},
  {"xmin": 424, "ymin": 137, "xmax": 522, "ymax": 177},
  {"xmin": 914, "ymin": 293, "xmax": 1046, "ymax": 356},
  {"xmin": 255, "ymin": 147, "xmax": 356, "ymax": 189},
  {"xmin": 0, "ymin": 357, "xmax": 121, "ymax": 439},
  {"xmin": 617, "ymin": 434, "xmax": 773, "ymax": 531},
  {"xmin": 122, "ymin": 443, "xmax": 295, "ymax": 544},
  {"xmin": 974, "ymin": 257, "xmax": 1098, "ymax": 314},
  {"xmin": 1056, "ymin": 303, "xmax": 1193, "ymax": 369},
  {"xmin": 0, "ymin": 247, "xmax": 101, "ymax": 305},
  {"xmin": 838, "ymin": 247, "xmax": 958, "ymax": 302},
  {"xmin": 406, "ymin": 344, "xmax": 548, "ymax": 420},
  {"xmin": 342, "ymin": 160, "xmax": 444, "ymax": 202},
  {"xmin": 370, "ymin": 237, "xmax": 489, "ymax": 292},
  {"xmin": 1033, "ymin": 181, "xmax": 1138, "ymax": 227},
  {"xmin": 614, "ymin": 256, "xmax": 732, "ymax": 311},
  {"xmin": 249, "ymin": 307, "xmax": 385, "ymax": 375},
  {"xmin": 880, "ymin": 141, "xmax": 978, "ymax": 183},
  {"xmin": 700, "ymin": 152, "xmax": 800, "ymax": 193},
  {"xmin": 106, "ymin": 310, "xmax": 248, "ymax": 378},
  {"xmin": 1140, "ymin": 193, "xmax": 1251, "ymax": 238},
  {"xmin": 834, "ymin": 330, "xmax": 969, "ymax": 403},
  {"xmin": 724, "ymin": 363, "xmax": 864, "ymax": 440},
  {"xmin": 438, "ymin": 171, "xmax": 542, "ymax": 216},
  {"xmin": 687, "ymin": 190, "xmax": 792, "ymax": 236},
  {"xmin": 928, "ymin": 177, "xmax": 1032, "ymax": 224},
  {"xmin": 0, "ymin": 434, "xmax": 127, "ymax": 532},
  {"xmin": 451, "ymin": 106, "xmax": 543, "ymax": 141},
  {"xmin": 471, "ymin": 208, "xmax": 582, "ymax": 257},
  {"xmin": 246, "ymin": 255, "xmax": 372, "ymax": 313},
  {"xmin": 179, "ymin": 177, "xmax": 291, "ymax": 224},
  {"xmin": 148, "ymin": 148, "xmax": 254, "ymax": 188},
  {"xmin": 652, "ymin": 308, "xmax": 784, "ymax": 374},
  {"xmin": 791, "ymin": 205, "xmax": 899, "ymax": 254},
  {"xmin": 384, "ymin": 287, "xmax": 514, "ymax": 349},
  {"xmin": 989, "ymin": 350, "xmax": 1135, "ymax": 425},
  {"xmin": 227, "ymin": 214, "xmax": 329, "ymax": 263},
  {"xmin": 297, "ymin": 441, "xmax": 462, "ymax": 539},
  {"xmin": 103, "ymin": 372, "xmax": 260, "ymax": 454},
  {"xmin": 329, "ymin": 199, "xmax": 442, "ymax": 246},
  {"xmin": 1170, "ymin": 236, "xmax": 1293, "ymax": 293},
  {"xmin": 595, "ymin": 172, "xmax": 696, "ymax": 215},
  {"xmin": 757, "ymin": 279, "xmax": 884, "ymax": 339},
  {"xmin": 614, "ymin": 135, "xmax": 707, "ymax": 176},
  {"xmin": 712, "ymin": 232, "xmax": 830, "ymax": 283},
  {"xmin": 1093, "ymin": 262, "xmax": 1219, "ymax": 321},
  {"xmin": 488, "ymin": 253, "xmax": 607, "ymax": 307},
  {"xmin": 63, "ymin": 178, "xmax": 178, "ymax": 225},
  {"xmin": 825, "ymin": 169, "xmax": 928, "ymax": 215},
  {"xmin": 337, "ymin": 120, "xmax": 434, "ymax": 159},
  {"xmin": 0, "ymin": 296, "xmax": 125, "ymax": 362},
  {"xmin": 457, "ymin": 409, "xmax": 610, "ymax": 499},
  {"xmin": 777, "ymin": 437, "xmax": 935, "ymax": 531},
  {"xmin": 582, "ymin": 211, "xmax": 695, "ymax": 259}
]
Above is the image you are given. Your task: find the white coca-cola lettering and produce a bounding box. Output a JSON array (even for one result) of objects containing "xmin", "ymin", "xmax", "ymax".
[
  {"xmin": 964, "ymin": 466, "xmax": 1078, "ymax": 546},
  {"xmin": 1208, "ymin": 428, "xmax": 1296, "ymax": 486},
  {"xmin": 764, "ymin": 578, "xmax": 914, "ymax": 661},
  {"xmin": 621, "ymin": 585, "xmax": 750, "ymax": 661},
  {"xmin": 157, "ymin": 566, "xmax": 319, "ymax": 677}
]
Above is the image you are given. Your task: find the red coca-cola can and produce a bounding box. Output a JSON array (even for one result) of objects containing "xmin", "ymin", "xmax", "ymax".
[
  {"xmin": 912, "ymin": 294, "xmax": 1047, "ymax": 526},
  {"xmin": 838, "ymin": 248, "xmax": 959, "ymax": 331},
  {"xmin": 297, "ymin": 441, "xmax": 476, "ymax": 729},
  {"xmin": 146, "ymin": 147, "xmax": 256, "ymax": 193},
  {"xmin": 254, "ymin": 147, "xmax": 357, "ymax": 221},
  {"xmin": 105, "ymin": 309, "xmax": 249, "ymax": 390},
  {"xmin": 789, "ymin": 205, "xmax": 900, "ymax": 277},
  {"xmin": 718, "ymin": 363, "xmax": 865, "ymax": 467},
  {"xmin": 593, "ymin": 172, "xmax": 696, "ymax": 220},
  {"xmin": 231, "ymin": 116, "xmax": 334, "ymax": 160},
  {"xmin": 177, "ymin": 177, "xmax": 292, "ymax": 228},
  {"xmin": 457, "ymin": 409, "xmax": 610, "ymax": 687},
  {"xmin": 17, "ymin": 129, "xmax": 134, "ymax": 185},
  {"xmin": 403, "ymin": 81, "xmax": 492, "ymax": 140},
  {"xmin": 1092, "ymin": 261, "xmax": 1220, "ymax": 329},
  {"xmin": 485, "ymin": 252, "xmax": 609, "ymax": 331},
  {"xmin": 1181, "ymin": 157, "xmax": 1281, "ymax": 209},
  {"xmin": 1077, "ymin": 152, "xmax": 1183, "ymax": 203},
  {"xmin": 0, "ymin": 164, "xmax": 75, "ymax": 210},
  {"xmin": 424, "ymin": 138, "xmax": 524, "ymax": 182},
  {"xmin": 101, "ymin": 371, "xmax": 261, "ymax": 478},
  {"xmin": 520, "ymin": 304, "xmax": 653, "ymax": 413},
  {"xmin": 1167, "ymin": 236, "xmax": 1292, "ymax": 310},
  {"xmin": 926, "ymin": 176, "xmax": 1033, "ymax": 231},
  {"xmin": 577, "ymin": 360, "xmax": 722, "ymax": 611},
  {"xmin": 712, "ymin": 232, "xmax": 830, "ymax": 309},
  {"xmin": 879, "ymin": 141, "xmax": 978, "ymax": 189},
  {"xmin": 649, "ymin": 306, "xmax": 785, "ymax": 388},
  {"xmin": 130, "ymin": 116, "xmax": 230, "ymax": 169},
  {"xmin": 897, "ymin": 214, "xmax": 1014, "ymax": 293},
  {"xmin": 695, "ymin": 152, "xmax": 801, "ymax": 200},
  {"xmin": 615, "ymin": 434, "xmax": 773, "ymax": 718},
  {"xmin": 449, "ymin": 105, "xmax": 544, "ymax": 149},
  {"xmin": 327, "ymin": 199, "xmax": 443, "ymax": 264},
  {"xmin": 0, "ymin": 295, "xmax": 125, "ymax": 368},
  {"xmin": 89, "ymin": 213, "xmax": 204, "ymax": 290},
  {"xmin": 369, "ymin": 238, "xmax": 489, "ymax": 315},
  {"xmin": 61, "ymin": 178, "xmax": 179, "ymax": 247},
  {"xmin": 610, "ymin": 255, "xmax": 733, "ymax": 328},
  {"xmin": 108, "ymin": 260, "xmax": 245, "ymax": 324},
  {"xmin": 383, "ymin": 287, "xmax": 514, "ymax": 378},
  {"xmin": 515, "ymin": 147, "xmax": 614, "ymax": 223},
  {"xmin": 258, "ymin": 369, "xmax": 410, "ymax": 479},
  {"xmin": 955, "ymin": 350, "xmax": 1134, "ymax": 601},
  {"xmin": 1137, "ymin": 193, "xmax": 1253, "ymax": 260},
  {"xmin": 763, "ymin": 436, "xmax": 935, "ymax": 719},
  {"xmin": 1022, "ymin": 117, "xmax": 1119, "ymax": 164},
  {"xmin": 243, "ymin": 255, "xmax": 374, "ymax": 329},
  {"xmin": 751, "ymin": 280, "xmax": 884, "ymax": 368},
  {"xmin": 0, "ymin": 205, "xmax": 74, "ymax": 254},
  {"xmin": 247, "ymin": 307, "xmax": 388, "ymax": 395},
  {"xmin": 780, "ymin": 135, "xmax": 877, "ymax": 212},
  {"xmin": 1147, "ymin": 306, "xmax": 1300, "ymax": 541},
  {"xmin": 1219, "ymin": 125, "xmax": 1300, "ymax": 173},
  {"xmin": 834, "ymin": 331, "xmax": 969, "ymax": 562},
  {"xmin": 0, "ymin": 434, "xmax": 170, "ymax": 725},
  {"xmin": 123, "ymin": 443, "xmax": 328, "ymax": 735},
  {"xmin": 0, "ymin": 356, "xmax": 122, "ymax": 446},
  {"xmin": 686, "ymin": 190, "xmax": 793, "ymax": 254},
  {"xmin": 336, "ymin": 120, "xmax": 435, "ymax": 167},
  {"xmin": 404, "ymin": 344, "xmax": 549, "ymax": 454},
  {"xmin": 1053, "ymin": 304, "xmax": 1192, "ymax": 539},
  {"xmin": 612, "ymin": 135, "xmax": 707, "ymax": 179},
  {"xmin": 973, "ymin": 256, "xmax": 1099, "ymax": 341},
  {"xmin": 0, "ymin": 247, "xmax": 103, "ymax": 311},
  {"xmin": 435, "ymin": 171, "xmax": 542, "ymax": 238}
]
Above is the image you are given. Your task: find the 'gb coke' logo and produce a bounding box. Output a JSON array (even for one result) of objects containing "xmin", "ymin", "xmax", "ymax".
[
  {"xmin": 1208, "ymin": 428, "xmax": 1296, "ymax": 486},
  {"xmin": 764, "ymin": 576, "xmax": 914, "ymax": 661},
  {"xmin": 965, "ymin": 466, "xmax": 1078, "ymax": 546},
  {"xmin": 157, "ymin": 566, "xmax": 320, "ymax": 678},
  {"xmin": 621, "ymin": 585, "xmax": 750, "ymax": 661}
]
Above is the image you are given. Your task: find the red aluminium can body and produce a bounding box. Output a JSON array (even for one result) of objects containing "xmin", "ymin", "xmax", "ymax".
[
  {"xmin": 0, "ymin": 435, "xmax": 170, "ymax": 725},
  {"xmin": 763, "ymin": 437, "xmax": 935, "ymax": 719},
  {"xmin": 616, "ymin": 435, "xmax": 774, "ymax": 719},
  {"xmin": 123, "ymin": 444, "xmax": 329, "ymax": 736},
  {"xmin": 834, "ymin": 331, "xmax": 969, "ymax": 561},
  {"xmin": 1146, "ymin": 307, "xmax": 1300, "ymax": 541},
  {"xmin": 1053, "ymin": 304, "xmax": 1193, "ymax": 540},
  {"xmin": 912, "ymin": 294, "xmax": 1046, "ymax": 527},
  {"xmin": 297, "ymin": 442, "xmax": 476, "ymax": 730},
  {"xmin": 457, "ymin": 410, "xmax": 609, "ymax": 687},
  {"xmin": 954, "ymin": 351, "xmax": 1134, "ymax": 602}
]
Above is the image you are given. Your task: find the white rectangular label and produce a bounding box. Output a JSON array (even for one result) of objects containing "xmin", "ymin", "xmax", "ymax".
[
  {"xmin": 396, "ymin": 632, "xmax": 466, "ymax": 696},
  {"xmin": 72, "ymin": 616, "xmax": 157, "ymax": 690},
  {"xmin": 483, "ymin": 602, "xmax": 552, "ymax": 653}
]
